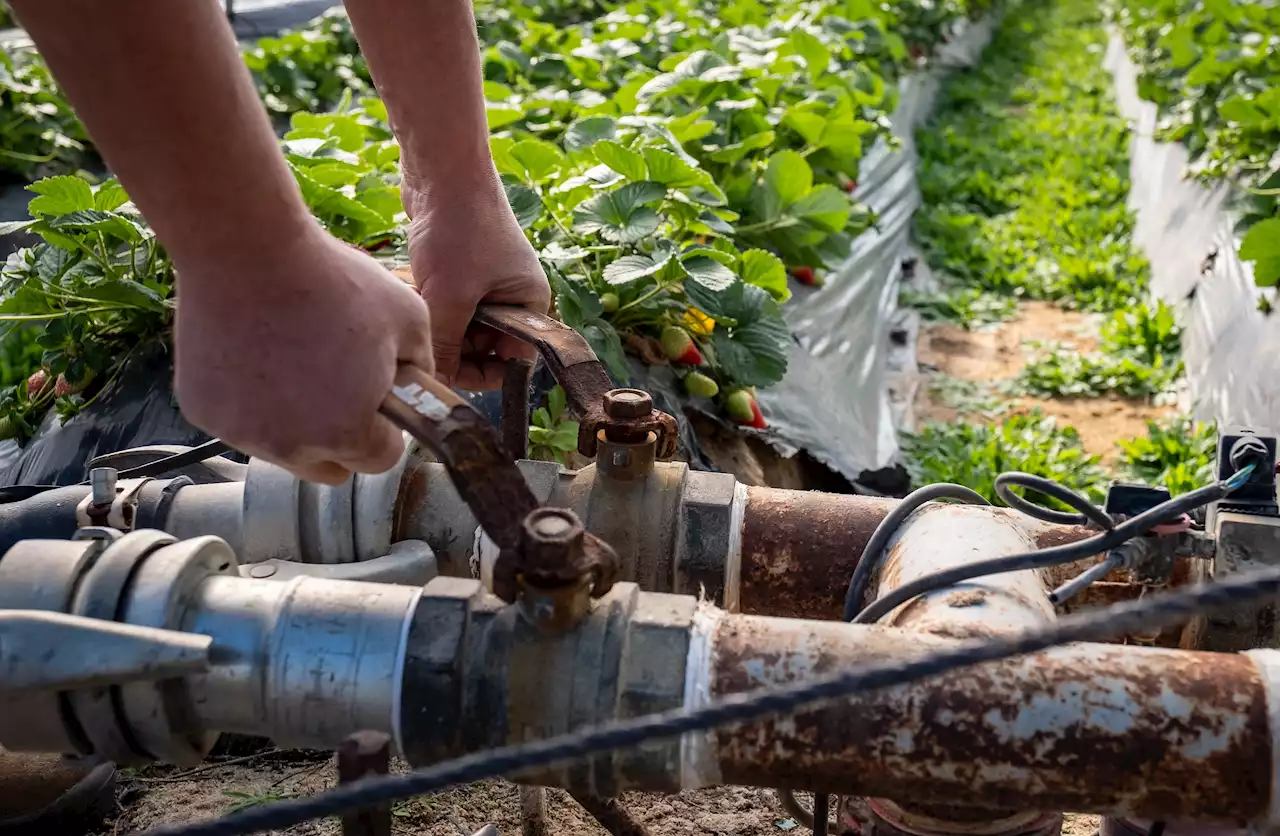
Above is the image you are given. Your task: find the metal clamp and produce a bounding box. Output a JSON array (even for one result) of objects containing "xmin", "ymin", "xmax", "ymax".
[
  {"xmin": 76, "ymin": 474, "xmax": 151, "ymax": 530},
  {"xmin": 380, "ymin": 365, "xmax": 618, "ymax": 619},
  {"xmin": 475, "ymin": 305, "xmax": 678, "ymax": 460}
]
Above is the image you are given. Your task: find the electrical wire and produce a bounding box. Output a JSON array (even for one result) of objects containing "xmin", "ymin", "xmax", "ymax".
[
  {"xmin": 993, "ymin": 471, "xmax": 1114, "ymax": 530},
  {"xmin": 139, "ymin": 558, "xmax": 1280, "ymax": 836},
  {"xmin": 852, "ymin": 466, "xmax": 1255, "ymax": 625},
  {"xmin": 841, "ymin": 483, "xmax": 990, "ymax": 622}
]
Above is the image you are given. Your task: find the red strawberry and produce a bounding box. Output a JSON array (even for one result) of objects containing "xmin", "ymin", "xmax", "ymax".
[
  {"xmin": 909, "ymin": 44, "xmax": 925, "ymax": 60},
  {"xmin": 26, "ymin": 370, "xmax": 48, "ymax": 399},
  {"xmin": 684, "ymin": 371, "xmax": 719, "ymax": 398},
  {"xmin": 661, "ymin": 326, "xmax": 704, "ymax": 366},
  {"xmin": 790, "ymin": 265, "xmax": 824, "ymax": 287},
  {"xmin": 54, "ymin": 372, "xmax": 92, "ymax": 397},
  {"xmin": 843, "ymin": 179, "xmax": 857, "ymax": 193},
  {"xmin": 748, "ymin": 398, "xmax": 767, "ymax": 429}
]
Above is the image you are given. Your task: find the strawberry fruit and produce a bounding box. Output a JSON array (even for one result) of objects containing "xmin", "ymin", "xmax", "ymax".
[
  {"xmin": 843, "ymin": 179, "xmax": 857, "ymax": 193},
  {"xmin": 600, "ymin": 292, "xmax": 619, "ymax": 314},
  {"xmin": 684, "ymin": 371, "xmax": 719, "ymax": 399},
  {"xmin": 726, "ymin": 390, "xmax": 768, "ymax": 429},
  {"xmin": 790, "ymin": 265, "xmax": 823, "ymax": 287},
  {"xmin": 26, "ymin": 370, "xmax": 48, "ymax": 399},
  {"xmin": 661, "ymin": 325, "xmax": 704, "ymax": 366},
  {"xmin": 54, "ymin": 372, "xmax": 93, "ymax": 398}
]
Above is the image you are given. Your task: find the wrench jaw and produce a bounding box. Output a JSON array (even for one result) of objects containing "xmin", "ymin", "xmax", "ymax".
[{"xmin": 381, "ymin": 364, "xmax": 620, "ymax": 632}]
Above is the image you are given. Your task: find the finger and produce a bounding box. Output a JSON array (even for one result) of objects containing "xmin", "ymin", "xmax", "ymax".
[
  {"xmin": 334, "ymin": 413, "xmax": 406, "ymax": 475},
  {"xmin": 494, "ymin": 332, "xmax": 537, "ymax": 363},
  {"xmin": 454, "ymin": 358, "xmax": 507, "ymax": 391},
  {"xmin": 289, "ymin": 459, "xmax": 354, "ymax": 486},
  {"xmin": 421, "ymin": 295, "xmax": 467, "ymax": 386},
  {"xmin": 397, "ymin": 307, "xmax": 436, "ymax": 372}
]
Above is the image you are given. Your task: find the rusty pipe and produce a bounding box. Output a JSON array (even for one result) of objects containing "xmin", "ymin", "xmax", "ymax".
[
  {"xmin": 396, "ymin": 463, "xmax": 1098, "ymax": 621},
  {"xmin": 700, "ymin": 612, "xmax": 1280, "ymax": 826},
  {"xmin": 847, "ymin": 496, "xmax": 1059, "ymax": 835}
]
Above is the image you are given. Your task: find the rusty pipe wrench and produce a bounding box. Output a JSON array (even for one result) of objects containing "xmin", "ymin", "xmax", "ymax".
[
  {"xmin": 379, "ymin": 364, "xmax": 618, "ymax": 603},
  {"xmin": 474, "ymin": 306, "xmax": 679, "ymax": 459}
]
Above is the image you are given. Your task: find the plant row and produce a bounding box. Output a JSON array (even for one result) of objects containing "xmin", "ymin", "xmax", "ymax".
[
  {"xmin": 0, "ymin": 0, "xmax": 995, "ymax": 439},
  {"xmin": 1113, "ymin": 0, "xmax": 1280, "ymax": 288},
  {"xmin": 908, "ymin": 0, "xmax": 1183, "ymax": 402}
]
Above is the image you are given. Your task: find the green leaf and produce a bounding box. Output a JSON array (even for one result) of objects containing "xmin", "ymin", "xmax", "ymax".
[
  {"xmin": 708, "ymin": 131, "xmax": 776, "ymax": 165},
  {"xmin": 549, "ymin": 271, "xmax": 603, "ymax": 328},
  {"xmin": 764, "ymin": 151, "xmax": 812, "ymax": 208},
  {"xmin": 603, "ymin": 246, "xmax": 674, "ymax": 284},
  {"xmin": 0, "ymin": 220, "xmax": 34, "ymax": 237},
  {"xmin": 739, "ymin": 249, "xmax": 790, "ymax": 302},
  {"xmin": 550, "ymin": 421, "xmax": 580, "ymax": 451},
  {"xmin": 1241, "ymin": 219, "xmax": 1280, "ymax": 287},
  {"xmin": 504, "ymin": 182, "xmax": 543, "ymax": 230},
  {"xmin": 48, "ymin": 210, "xmax": 144, "ymax": 244},
  {"xmin": 541, "ymin": 241, "xmax": 591, "ymax": 265},
  {"xmin": 791, "ymin": 185, "xmax": 850, "ymax": 232},
  {"xmin": 573, "ymin": 181, "xmax": 666, "ymax": 243},
  {"xmin": 1220, "ymin": 96, "xmax": 1267, "ymax": 126},
  {"xmin": 27, "ymin": 176, "xmax": 94, "ymax": 217},
  {"xmin": 789, "ymin": 30, "xmax": 831, "ymax": 82},
  {"xmin": 697, "ymin": 211, "xmax": 735, "ymax": 236},
  {"xmin": 581, "ymin": 318, "xmax": 630, "ymax": 381},
  {"xmin": 548, "ymin": 385, "xmax": 567, "ymax": 422},
  {"xmin": 593, "ymin": 141, "xmax": 648, "ymax": 181},
  {"xmin": 509, "ymin": 139, "xmax": 566, "ymax": 183},
  {"xmin": 682, "ymin": 255, "xmax": 736, "ymax": 291},
  {"xmin": 642, "ymin": 148, "xmax": 706, "ymax": 188},
  {"xmin": 485, "ymin": 102, "xmax": 524, "ymax": 130},
  {"xmin": 714, "ymin": 316, "xmax": 789, "ymax": 387},
  {"xmin": 75, "ymin": 279, "xmax": 166, "ymax": 311},
  {"xmin": 564, "ymin": 117, "xmax": 618, "ymax": 152},
  {"xmin": 783, "ymin": 111, "xmax": 826, "ymax": 145},
  {"xmin": 92, "ymin": 182, "xmax": 129, "ymax": 212}
]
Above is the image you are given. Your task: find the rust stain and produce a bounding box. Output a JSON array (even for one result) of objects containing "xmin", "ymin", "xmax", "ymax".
[
  {"xmin": 738, "ymin": 488, "xmax": 895, "ymax": 620},
  {"xmin": 946, "ymin": 590, "xmax": 987, "ymax": 608},
  {"xmin": 393, "ymin": 456, "xmax": 432, "ymax": 545},
  {"xmin": 710, "ymin": 620, "xmax": 1271, "ymax": 824}
]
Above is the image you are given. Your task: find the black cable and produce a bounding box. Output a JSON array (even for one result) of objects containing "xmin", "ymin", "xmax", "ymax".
[
  {"xmin": 853, "ymin": 474, "xmax": 1245, "ymax": 624},
  {"xmin": 841, "ymin": 484, "xmax": 990, "ymax": 621},
  {"xmin": 811, "ymin": 793, "xmax": 829, "ymax": 835},
  {"xmin": 91, "ymin": 439, "xmax": 235, "ymax": 481},
  {"xmin": 138, "ymin": 563, "xmax": 1280, "ymax": 836},
  {"xmin": 1147, "ymin": 822, "xmax": 1166, "ymax": 836},
  {"xmin": 994, "ymin": 471, "xmax": 1113, "ymax": 530}
]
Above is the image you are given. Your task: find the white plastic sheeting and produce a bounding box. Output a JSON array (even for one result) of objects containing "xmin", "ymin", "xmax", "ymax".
[
  {"xmin": 1104, "ymin": 32, "xmax": 1280, "ymax": 431},
  {"xmin": 753, "ymin": 17, "xmax": 996, "ymax": 480}
]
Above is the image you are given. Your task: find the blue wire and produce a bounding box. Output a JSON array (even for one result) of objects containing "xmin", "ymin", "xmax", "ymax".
[{"xmin": 1226, "ymin": 462, "xmax": 1258, "ymax": 492}]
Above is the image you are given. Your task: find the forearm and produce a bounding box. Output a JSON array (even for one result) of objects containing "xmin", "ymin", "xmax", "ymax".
[
  {"xmin": 342, "ymin": 0, "xmax": 502, "ymax": 214},
  {"xmin": 8, "ymin": 0, "xmax": 320, "ymax": 274}
]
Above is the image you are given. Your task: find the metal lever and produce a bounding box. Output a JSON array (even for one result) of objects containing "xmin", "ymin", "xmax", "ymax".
[
  {"xmin": 0, "ymin": 609, "xmax": 211, "ymax": 693},
  {"xmin": 379, "ymin": 365, "xmax": 618, "ymax": 607},
  {"xmin": 474, "ymin": 305, "xmax": 679, "ymax": 459}
]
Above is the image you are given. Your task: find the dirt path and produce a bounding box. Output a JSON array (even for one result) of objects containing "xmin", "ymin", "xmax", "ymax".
[{"xmin": 913, "ymin": 301, "xmax": 1174, "ymax": 461}]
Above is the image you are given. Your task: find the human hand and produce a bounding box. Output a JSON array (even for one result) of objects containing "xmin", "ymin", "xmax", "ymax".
[
  {"xmin": 173, "ymin": 228, "xmax": 434, "ymax": 485},
  {"xmin": 403, "ymin": 179, "xmax": 551, "ymax": 390}
]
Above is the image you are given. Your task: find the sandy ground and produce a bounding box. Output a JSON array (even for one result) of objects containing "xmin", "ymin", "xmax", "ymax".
[
  {"xmin": 106, "ymin": 753, "xmax": 1103, "ymax": 836},
  {"xmin": 914, "ymin": 301, "xmax": 1174, "ymax": 460}
]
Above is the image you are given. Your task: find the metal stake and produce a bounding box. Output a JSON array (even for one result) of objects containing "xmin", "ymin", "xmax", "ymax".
[{"xmin": 337, "ymin": 731, "xmax": 392, "ymax": 836}]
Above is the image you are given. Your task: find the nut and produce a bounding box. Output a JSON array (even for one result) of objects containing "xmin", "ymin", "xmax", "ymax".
[
  {"xmin": 603, "ymin": 389, "xmax": 653, "ymax": 420},
  {"xmin": 520, "ymin": 508, "xmax": 586, "ymax": 571}
]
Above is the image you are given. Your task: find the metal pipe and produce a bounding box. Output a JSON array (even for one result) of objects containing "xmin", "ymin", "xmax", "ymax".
[
  {"xmin": 704, "ymin": 611, "xmax": 1277, "ymax": 826},
  {"xmin": 847, "ymin": 496, "xmax": 1058, "ymax": 835}
]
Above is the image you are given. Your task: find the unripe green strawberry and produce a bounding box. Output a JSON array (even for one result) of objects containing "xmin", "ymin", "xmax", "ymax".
[
  {"xmin": 0, "ymin": 417, "xmax": 15, "ymax": 441},
  {"xmin": 601, "ymin": 292, "xmax": 619, "ymax": 313},
  {"xmin": 684, "ymin": 372, "xmax": 719, "ymax": 398},
  {"xmin": 726, "ymin": 389, "xmax": 767, "ymax": 429},
  {"xmin": 661, "ymin": 326, "xmax": 703, "ymax": 366}
]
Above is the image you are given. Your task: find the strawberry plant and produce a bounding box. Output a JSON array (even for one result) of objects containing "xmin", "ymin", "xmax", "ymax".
[
  {"xmin": 0, "ymin": 47, "xmax": 90, "ymax": 180},
  {"xmin": 243, "ymin": 9, "xmax": 372, "ymax": 116},
  {"xmin": 1117, "ymin": 415, "xmax": 1217, "ymax": 495},
  {"xmin": 901, "ymin": 411, "xmax": 1110, "ymax": 507},
  {"xmin": 900, "ymin": 286, "xmax": 1016, "ymax": 328},
  {"xmin": 528, "ymin": 385, "xmax": 580, "ymax": 464},
  {"xmin": 1113, "ymin": 0, "xmax": 1280, "ymax": 286},
  {"xmin": 0, "ymin": 176, "xmax": 172, "ymax": 439}
]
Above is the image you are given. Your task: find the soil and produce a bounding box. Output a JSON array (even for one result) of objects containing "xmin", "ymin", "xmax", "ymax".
[
  {"xmin": 913, "ymin": 301, "xmax": 1174, "ymax": 461},
  {"xmin": 106, "ymin": 753, "xmax": 1103, "ymax": 836}
]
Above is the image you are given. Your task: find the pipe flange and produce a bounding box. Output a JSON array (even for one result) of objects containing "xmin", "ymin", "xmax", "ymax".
[
  {"xmin": 69, "ymin": 530, "xmax": 179, "ymax": 764},
  {"xmin": 241, "ymin": 457, "xmax": 302, "ymax": 563},
  {"xmin": 354, "ymin": 432, "xmax": 416, "ymax": 562},
  {"xmin": 0, "ymin": 538, "xmax": 105, "ymax": 755},
  {"xmin": 118, "ymin": 536, "xmax": 238, "ymax": 765}
]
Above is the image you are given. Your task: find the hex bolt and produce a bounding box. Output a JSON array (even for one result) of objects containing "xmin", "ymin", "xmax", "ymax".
[
  {"xmin": 603, "ymin": 389, "xmax": 652, "ymax": 420},
  {"xmin": 520, "ymin": 508, "xmax": 586, "ymax": 569},
  {"xmin": 90, "ymin": 467, "xmax": 117, "ymax": 507}
]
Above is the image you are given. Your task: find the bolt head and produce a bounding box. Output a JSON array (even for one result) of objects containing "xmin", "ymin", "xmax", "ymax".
[
  {"xmin": 603, "ymin": 388, "xmax": 652, "ymax": 420},
  {"xmin": 521, "ymin": 508, "xmax": 586, "ymax": 564},
  {"xmin": 248, "ymin": 564, "xmax": 277, "ymax": 579}
]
